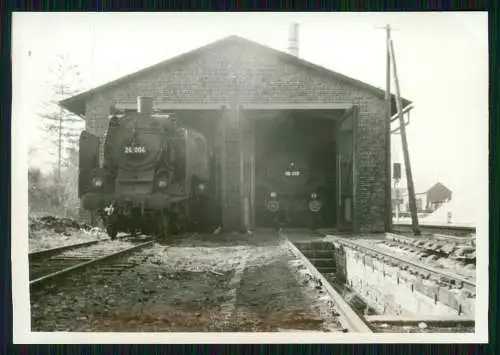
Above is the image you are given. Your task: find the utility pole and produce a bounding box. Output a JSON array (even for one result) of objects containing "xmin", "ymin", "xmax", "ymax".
[
  {"xmin": 384, "ymin": 24, "xmax": 392, "ymax": 233},
  {"xmin": 389, "ymin": 39, "xmax": 421, "ymax": 236},
  {"xmin": 58, "ymin": 84, "xmax": 64, "ymax": 181},
  {"xmin": 376, "ymin": 24, "xmax": 394, "ymax": 233}
]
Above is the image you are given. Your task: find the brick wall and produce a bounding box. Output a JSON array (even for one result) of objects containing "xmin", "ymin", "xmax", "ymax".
[{"xmin": 84, "ymin": 41, "xmax": 387, "ymax": 232}]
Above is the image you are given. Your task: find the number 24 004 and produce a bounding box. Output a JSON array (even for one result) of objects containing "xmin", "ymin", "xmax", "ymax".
[{"xmin": 124, "ymin": 146, "xmax": 146, "ymax": 154}]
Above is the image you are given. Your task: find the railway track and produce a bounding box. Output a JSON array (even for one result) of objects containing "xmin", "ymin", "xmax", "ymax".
[
  {"xmin": 29, "ymin": 235, "xmax": 155, "ymax": 291},
  {"xmin": 30, "ymin": 229, "xmax": 474, "ymax": 332},
  {"xmin": 384, "ymin": 233, "xmax": 476, "ymax": 263},
  {"xmin": 29, "ymin": 233, "xmax": 139, "ymax": 263},
  {"xmin": 392, "ymin": 223, "xmax": 476, "ymax": 238},
  {"xmin": 29, "ymin": 240, "xmax": 103, "ymax": 263},
  {"xmin": 331, "ymin": 237, "xmax": 476, "ymax": 293},
  {"xmin": 286, "ymin": 230, "xmax": 475, "ymax": 333},
  {"xmin": 30, "ymin": 230, "xmax": 383, "ymax": 332}
]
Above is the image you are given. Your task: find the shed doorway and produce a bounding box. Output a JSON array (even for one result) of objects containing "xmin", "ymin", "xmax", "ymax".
[{"xmin": 253, "ymin": 111, "xmax": 338, "ymax": 229}]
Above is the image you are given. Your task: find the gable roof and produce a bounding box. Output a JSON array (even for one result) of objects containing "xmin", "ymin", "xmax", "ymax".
[
  {"xmin": 60, "ymin": 35, "xmax": 412, "ymax": 116},
  {"xmin": 426, "ymin": 182, "xmax": 452, "ymax": 194}
]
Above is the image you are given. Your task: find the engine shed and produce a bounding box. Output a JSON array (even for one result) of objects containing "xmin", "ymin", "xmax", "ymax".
[{"xmin": 60, "ymin": 34, "xmax": 412, "ymax": 234}]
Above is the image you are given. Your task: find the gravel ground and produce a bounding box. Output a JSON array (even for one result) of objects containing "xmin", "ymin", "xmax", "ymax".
[
  {"xmin": 232, "ymin": 248, "xmax": 343, "ymax": 332},
  {"xmin": 31, "ymin": 233, "xmax": 346, "ymax": 332}
]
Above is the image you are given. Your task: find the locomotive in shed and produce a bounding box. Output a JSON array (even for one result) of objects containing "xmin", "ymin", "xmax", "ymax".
[
  {"xmin": 256, "ymin": 151, "xmax": 327, "ymax": 228},
  {"xmin": 254, "ymin": 116, "xmax": 334, "ymax": 229},
  {"xmin": 78, "ymin": 97, "xmax": 214, "ymax": 239}
]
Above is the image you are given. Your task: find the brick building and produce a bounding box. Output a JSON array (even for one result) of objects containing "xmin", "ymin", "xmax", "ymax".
[{"xmin": 60, "ymin": 34, "xmax": 411, "ymax": 233}]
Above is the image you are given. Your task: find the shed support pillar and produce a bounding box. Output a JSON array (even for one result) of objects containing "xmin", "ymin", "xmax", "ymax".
[{"xmin": 220, "ymin": 106, "xmax": 243, "ymax": 232}]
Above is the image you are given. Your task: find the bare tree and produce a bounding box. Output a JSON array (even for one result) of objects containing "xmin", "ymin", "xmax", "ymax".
[{"xmin": 38, "ymin": 53, "xmax": 85, "ymax": 180}]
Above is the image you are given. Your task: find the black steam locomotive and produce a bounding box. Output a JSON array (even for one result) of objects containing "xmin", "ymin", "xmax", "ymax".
[
  {"xmin": 78, "ymin": 97, "xmax": 213, "ymax": 239},
  {"xmin": 254, "ymin": 115, "xmax": 334, "ymax": 229},
  {"xmin": 256, "ymin": 149, "xmax": 327, "ymax": 228}
]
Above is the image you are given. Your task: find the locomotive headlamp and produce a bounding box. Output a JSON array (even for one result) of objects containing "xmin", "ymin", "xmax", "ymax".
[
  {"xmin": 198, "ymin": 183, "xmax": 205, "ymax": 191},
  {"xmin": 92, "ymin": 177, "xmax": 103, "ymax": 188},
  {"xmin": 311, "ymin": 192, "xmax": 318, "ymax": 199},
  {"xmin": 157, "ymin": 178, "xmax": 168, "ymax": 188},
  {"xmin": 270, "ymin": 192, "xmax": 277, "ymax": 198},
  {"xmin": 266, "ymin": 199, "xmax": 280, "ymax": 212}
]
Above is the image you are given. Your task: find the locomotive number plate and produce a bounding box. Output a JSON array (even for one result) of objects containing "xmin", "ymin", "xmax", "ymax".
[
  {"xmin": 285, "ymin": 170, "xmax": 301, "ymax": 177},
  {"xmin": 124, "ymin": 146, "xmax": 147, "ymax": 154}
]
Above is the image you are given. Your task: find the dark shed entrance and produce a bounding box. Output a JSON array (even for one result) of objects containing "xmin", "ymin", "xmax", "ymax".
[
  {"xmin": 246, "ymin": 105, "xmax": 357, "ymax": 231},
  {"xmin": 254, "ymin": 112, "xmax": 337, "ymax": 229}
]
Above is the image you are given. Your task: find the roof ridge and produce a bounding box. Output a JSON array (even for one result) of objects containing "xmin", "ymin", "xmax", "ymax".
[{"xmin": 59, "ymin": 34, "xmax": 412, "ymax": 116}]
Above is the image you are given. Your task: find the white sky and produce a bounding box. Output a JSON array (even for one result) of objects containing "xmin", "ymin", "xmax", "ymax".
[{"xmin": 13, "ymin": 12, "xmax": 488, "ymax": 203}]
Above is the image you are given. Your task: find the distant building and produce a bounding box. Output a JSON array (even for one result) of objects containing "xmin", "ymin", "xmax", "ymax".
[
  {"xmin": 424, "ymin": 182, "xmax": 452, "ymax": 211},
  {"xmin": 391, "ymin": 182, "xmax": 452, "ymax": 216}
]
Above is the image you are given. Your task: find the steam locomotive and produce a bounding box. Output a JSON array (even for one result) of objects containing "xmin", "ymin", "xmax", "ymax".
[
  {"xmin": 256, "ymin": 148, "xmax": 327, "ymax": 228},
  {"xmin": 254, "ymin": 116, "xmax": 333, "ymax": 229},
  {"xmin": 78, "ymin": 97, "xmax": 213, "ymax": 239}
]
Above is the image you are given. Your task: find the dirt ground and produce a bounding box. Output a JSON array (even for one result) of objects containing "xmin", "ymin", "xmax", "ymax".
[{"xmin": 31, "ymin": 232, "xmax": 344, "ymax": 332}]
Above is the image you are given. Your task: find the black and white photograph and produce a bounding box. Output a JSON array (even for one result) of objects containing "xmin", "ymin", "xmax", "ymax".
[{"xmin": 11, "ymin": 12, "xmax": 488, "ymax": 343}]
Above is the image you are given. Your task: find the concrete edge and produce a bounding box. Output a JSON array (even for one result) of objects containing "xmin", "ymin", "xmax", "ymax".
[
  {"xmin": 329, "ymin": 236, "xmax": 476, "ymax": 290},
  {"xmin": 284, "ymin": 238, "xmax": 373, "ymax": 333}
]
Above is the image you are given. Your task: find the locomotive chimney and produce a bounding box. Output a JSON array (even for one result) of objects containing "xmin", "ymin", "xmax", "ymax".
[
  {"xmin": 287, "ymin": 23, "xmax": 299, "ymax": 57},
  {"xmin": 137, "ymin": 96, "xmax": 153, "ymax": 115}
]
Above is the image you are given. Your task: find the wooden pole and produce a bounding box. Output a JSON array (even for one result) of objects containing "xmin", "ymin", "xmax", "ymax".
[
  {"xmin": 389, "ymin": 40, "xmax": 421, "ymax": 236},
  {"xmin": 384, "ymin": 24, "xmax": 392, "ymax": 233}
]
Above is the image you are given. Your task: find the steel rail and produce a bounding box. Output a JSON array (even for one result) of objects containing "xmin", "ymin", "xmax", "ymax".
[
  {"xmin": 392, "ymin": 223, "xmax": 475, "ymax": 235},
  {"xmin": 28, "ymin": 234, "xmax": 136, "ymax": 262},
  {"xmin": 30, "ymin": 239, "xmax": 155, "ymax": 290},
  {"xmin": 331, "ymin": 238, "xmax": 476, "ymax": 291},
  {"xmin": 284, "ymin": 239, "xmax": 373, "ymax": 333},
  {"xmin": 29, "ymin": 240, "xmax": 102, "ymax": 262},
  {"xmin": 385, "ymin": 232, "xmax": 475, "ymax": 247}
]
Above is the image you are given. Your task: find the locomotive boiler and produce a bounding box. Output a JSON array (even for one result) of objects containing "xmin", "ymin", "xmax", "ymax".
[{"xmin": 78, "ymin": 97, "xmax": 213, "ymax": 239}]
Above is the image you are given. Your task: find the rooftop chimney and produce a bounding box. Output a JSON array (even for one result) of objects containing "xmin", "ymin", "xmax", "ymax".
[
  {"xmin": 287, "ymin": 23, "xmax": 299, "ymax": 57},
  {"xmin": 137, "ymin": 96, "xmax": 153, "ymax": 115}
]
